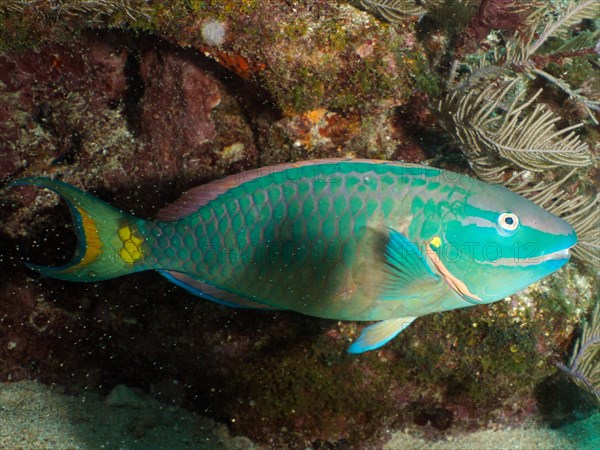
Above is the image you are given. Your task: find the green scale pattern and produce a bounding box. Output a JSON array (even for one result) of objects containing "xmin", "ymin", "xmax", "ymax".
[{"xmin": 139, "ymin": 162, "xmax": 467, "ymax": 321}]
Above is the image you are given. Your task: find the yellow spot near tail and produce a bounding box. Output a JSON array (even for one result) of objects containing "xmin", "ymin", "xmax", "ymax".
[{"xmin": 118, "ymin": 225, "xmax": 144, "ymax": 264}]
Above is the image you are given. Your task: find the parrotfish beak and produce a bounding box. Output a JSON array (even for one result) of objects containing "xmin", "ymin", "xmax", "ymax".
[
  {"xmin": 551, "ymin": 224, "xmax": 578, "ymax": 257},
  {"xmin": 530, "ymin": 227, "xmax": 577, "ymax": 271}
]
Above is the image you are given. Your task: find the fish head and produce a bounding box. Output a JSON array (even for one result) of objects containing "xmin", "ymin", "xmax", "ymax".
[{"xmin": 428, "ymin": 180, "xmax": 577, "ymax": 303}]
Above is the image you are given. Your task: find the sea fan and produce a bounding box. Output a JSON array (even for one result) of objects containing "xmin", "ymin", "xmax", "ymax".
[
  {"xmin": 358, "ymin": 0, "xmax": 429, "ymax": 20},
  {"xmin": 0, "ymin": 0, "xmax": 151, "ymax": 20},
  {"xmin": 437, "ymin": 78, "xmax": 592, "ymax": 171},
  {"xmin": 562, "ymin": 194, "xmax": 600, "ymax": 265},
  {"xmin": 358, "ymin": 0, "xmax": 478, "ymax": 25},
  {"xmin": 529, "ymin": 68, "xmax": 600, "ymax": 125},
  {"xmin": 558, "ymin": 301, "xmax": 600, "ymax": 408},
  {"xmin": 524, "ymin": 0, "xmax": 600, "ymax": 58},
  {"xmin": 481, "ymin": 0, "xmax": 600, "ymax": 122}
]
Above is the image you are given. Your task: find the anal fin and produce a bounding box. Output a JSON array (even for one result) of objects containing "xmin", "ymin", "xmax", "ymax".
[
  {"xmin": 348, "ymin": 317, "xmax": 416, "ymax": 354},
  {"xmin": 160, "ymin": 270, "xmax": 282, "ymax": 310}
]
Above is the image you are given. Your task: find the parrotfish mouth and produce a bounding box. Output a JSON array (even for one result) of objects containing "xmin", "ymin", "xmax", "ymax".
[
  {"xmin": 480, "ymin": 245, "xmax": 574, "ymax": 268},
  {"xmin": 535, "ymin": 248, "xmax": 571, "ymax": 262}
]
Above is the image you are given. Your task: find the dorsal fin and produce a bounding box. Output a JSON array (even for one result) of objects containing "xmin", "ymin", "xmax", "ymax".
[{"xmin": 156, "ymin": 158, "xmax": 398, "ymax": 221}]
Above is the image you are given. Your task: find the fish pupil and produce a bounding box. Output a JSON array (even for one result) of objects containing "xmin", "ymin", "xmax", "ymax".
[{"xmin": 505, "ymin": 217, "xmax": 514, "ymax": 225}]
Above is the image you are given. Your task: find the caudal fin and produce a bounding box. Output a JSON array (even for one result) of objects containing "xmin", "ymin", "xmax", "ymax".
[{"xmin": 10, "ymin": 177, "xmax": 148, "ymax": 282}]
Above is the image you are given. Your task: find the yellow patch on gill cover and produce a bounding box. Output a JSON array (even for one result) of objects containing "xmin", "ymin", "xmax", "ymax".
[
  {"xmin": 118, "ymin": 225, "xmax": 144, "ymax": 264},
  {"xmin": 430, "ymin": 236, "xmax": 441, "ymax": 248},
  {"xmin": 68, "ymin": 206, "xmax": 102, "ymax": 271}
]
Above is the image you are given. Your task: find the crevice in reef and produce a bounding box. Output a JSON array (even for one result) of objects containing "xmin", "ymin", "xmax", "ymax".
[
  {"xmin": 51, "ymin": 132, "xmax": 82, "ymax": 166},
  {"xmin": 142, "ymin": 35, "xmax": 283, "ymax": 161},
  {"xmin": 122, "ymin": 43, "xmax": 144, "ymax": 137},
  {"xmin": 120, "ymin": 32, "xmax": 283, "ymax": 171},
  {"xmin": 535, "ymin": 372, "xmax": 597, "ymax": 428}
]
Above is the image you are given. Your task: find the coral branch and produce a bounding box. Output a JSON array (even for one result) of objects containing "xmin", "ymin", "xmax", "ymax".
[
  {"xmin": 528, "ymin": 0, "xmax": 599, "ymax": 56},
  {"xmin": 557, "ymin": 302, "xmax": 600, "ymax": 407},
  {"xmin": 454, "ymin": 0, "xmax": 535, "ymax": 58}
]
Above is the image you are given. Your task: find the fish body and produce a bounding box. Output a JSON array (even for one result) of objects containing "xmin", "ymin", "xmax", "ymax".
[{"xmin": 10, "ymin": 159, "xmax": 577, "ymax": 352}]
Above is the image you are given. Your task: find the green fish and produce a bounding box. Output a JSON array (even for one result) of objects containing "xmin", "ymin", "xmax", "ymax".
[{"xmin": 10, "ymin": 159, "xmax": 576, "ymax": 353}]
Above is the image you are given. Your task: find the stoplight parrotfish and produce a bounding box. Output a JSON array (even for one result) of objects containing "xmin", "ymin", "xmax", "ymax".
[{"xmin": 9, "ymin": 159, "xmax": 577, "ymax": 353}]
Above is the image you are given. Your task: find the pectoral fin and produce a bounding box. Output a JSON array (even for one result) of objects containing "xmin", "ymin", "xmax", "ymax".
[
  {"xmin": 377, "ymin": 227, "xmax": 440, "ymax": 300},
  {"xmin": 348, "ymin": 317, "xmax": 416, "ymax": 354}
]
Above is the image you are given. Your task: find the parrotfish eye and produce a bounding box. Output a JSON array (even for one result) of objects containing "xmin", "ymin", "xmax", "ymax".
[{"xmin": 498, "ymin": 212, "xmax": 519, "ymax": 232}]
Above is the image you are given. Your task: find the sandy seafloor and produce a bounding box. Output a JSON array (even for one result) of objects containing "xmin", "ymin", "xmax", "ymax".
[{"xmin": 0, "ymin": 381, "xmax": 598, "ymax": 450}]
